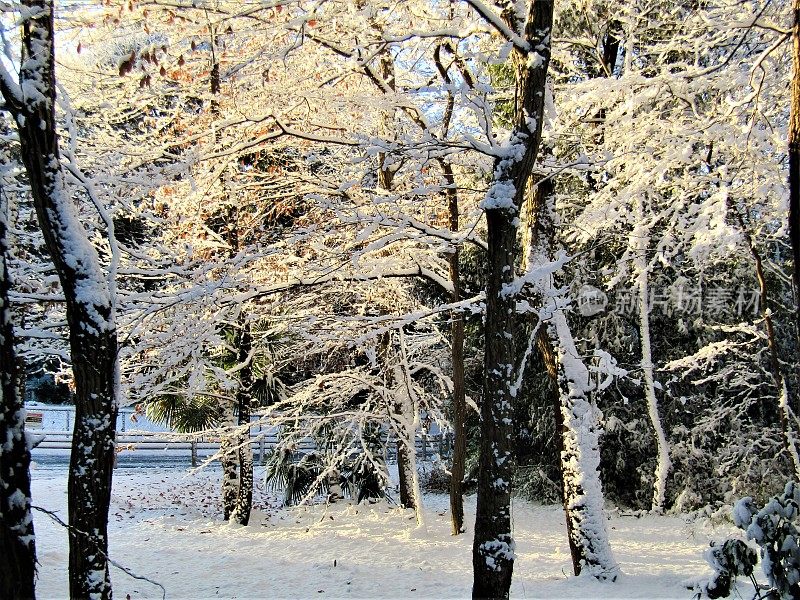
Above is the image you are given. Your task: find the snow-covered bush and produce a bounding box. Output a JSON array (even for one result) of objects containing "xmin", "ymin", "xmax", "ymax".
[
  {"xmin": 732, "ymin": 482, "xmax": 800, "ymax": 599},
  {"xmin": 699, "ymin": 539, "xmax": 757, "ymax": 599},
  {"xmin": 418, "ymin": 460, "xmax": 450, "ymax": 493}
]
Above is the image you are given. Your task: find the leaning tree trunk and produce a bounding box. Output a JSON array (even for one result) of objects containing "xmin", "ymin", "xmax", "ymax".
[
  {"xmin": 0, "ymin": 191, "xmax": 37, "ymax": 599},
  {"xmin": 473, "ymin": 3, "xmax": 554, "ymax": 598},
  {"xmin": 546, "ymin": 310, "xmax": 619, "ymax": 579},
  {"xmin": 521, "ymin": 173, "xmax": 619, "ymax": 579},
  {"xmin": 0, "ymin": 3, "xmax": 119, "ymax": 597}
]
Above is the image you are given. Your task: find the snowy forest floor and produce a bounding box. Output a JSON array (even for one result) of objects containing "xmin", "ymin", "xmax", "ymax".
[{"xmin": 30, "ymin": 463, "xmax": 745, "ymax": 599}]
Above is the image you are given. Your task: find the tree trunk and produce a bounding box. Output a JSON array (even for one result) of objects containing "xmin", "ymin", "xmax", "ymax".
[
  {"xmin": 729, "ymin": 199, "xmax": 800, "ymax": 479},
  {"xmin": 372, "ymin": 64, "xmax": 418, "ymax": 513},
  {"xmin": 231, "ymin": 319, "xmax": 254, "ymax": 526},
  {"xmin": 221, "ymin": 403, "xmax": 239, "ymax": 521},
  {"xmin": 535, "ymin": 330, "xmax": 583, "ymax": 572},
  {"xmin": 790, "ymin": 0, "xmax": 800, "ymax": 351},
  {"xmin": 442, "ymin": 161, "xmax": 467, "ymax": 535},
  {"xmin": 473, "ymin": 207, "xmax": 518, "ymax": 598},
  {"xmin": 211, "ymin": 45, "xmax": 255, "ymax": 524},
  {"xmin": 546, "ymin": 311, "xmax": 619, "ymax": 579},
  {"xmin": 473, "ymin": 3, "xmax": 554, "ymax": 597},
  {"xmin": 396, "ymin": 435, "xmax": 415, "ymax": 509},
  {"xmin": 0, "ymin": 3, "xmax": 118, "ymax": 597},
  {"xmin": 632, "ymin": 196, "xmax": 671, "ymax": 512},
  {"xmin": 521, "ymin": 173, "xmax": 619, "ymax": 579},
  {"xmin": 392, "ymin": 360, "xmax": 418, "ymax": 513},
  {"xmin": 0, "ymin": 191, "xmax": 37, "ymax": 599},
  {"xmin": 393, "ymin": 333, "xmax": 425, "ymax": 527},
  {"xmin": 448, "ymin": 259, "xmax": 467, "ymax": 534}
]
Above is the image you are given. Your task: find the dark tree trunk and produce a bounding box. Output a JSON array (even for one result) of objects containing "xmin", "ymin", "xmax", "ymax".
[
  {"xmin": 372, "ymin": 57, "xmax": 418, "ymax": 509},
  {"xmin": 472, "ymin": 3, "xmax": 554, "ymax": 598},
  {"xmin": 790, "ymin": 0, "xmax": 800, "ymax": 350},
  {"xmin": 434, "ymin": 154, "xmax": 467, "ymax": 534},
  {"xmin": 516, "ymin": 21, "xmax": 622, "ymax": 576},
  {"xmin": 231, "ymin": 319, "xmax": 254, "ymax": 526},
  {"xmin": 0, "ymin": 3, "xmax": 118, "ymax": 597},
  {"xmin": 446, "ymin": 165, "xmax": 467, "ymax": 535},
  {"xmin": 473, "ymin": 208, "xmax": 518, "ymax": 599},
  {"xmin": 210, "ymin": 56, "xmax": 239, "ymax": 522},
  {"xmin": 210, "ymin": 45, "xmax": 255, "ymax": 523},
  {"xmin": 220, "ymin": 424, "xmax": 239, "ymax": 521},
  {"xmin": 519, "ymin": 172, "xmax": 582, "ymax": 570},
  {"xmin": 396, "ymin": 435, "xmax": 415, "ymax": 508},
  {"xmin": 0, "ymin": 193, "xmax": 37, "ymax": 599},
  {"xmin": 379, "ymin": 331, "xmax": 415, "ymax": 510}
]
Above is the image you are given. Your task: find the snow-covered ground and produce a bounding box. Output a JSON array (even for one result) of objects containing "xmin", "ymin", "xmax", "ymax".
[{"xmin": 30, "ymin": 463, "xmax": 740, "ymax": 599}]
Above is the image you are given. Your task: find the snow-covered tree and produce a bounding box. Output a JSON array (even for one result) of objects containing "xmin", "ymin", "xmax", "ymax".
[
  {"xmin": 0, "ymin": 148, "xmax": 36, "ymax": 599},
  {"xmin": 0, "ymin": 1, "xmax": 119, "ymax": 597}
]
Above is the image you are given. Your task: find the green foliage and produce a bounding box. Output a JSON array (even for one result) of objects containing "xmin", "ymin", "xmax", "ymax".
[
  {"xmin": 145, "ymin": 319, "xmax": 288, "ymax": 432},
  {"xmin": 263, "ymin": 447, "xmax": 387, "ymax": 507},
  {"xmin": 145, "ymin": 394, "xmax": 222, "ymax": 433},
  {"xmin": 264, "ymin": 449, "xmax": 329, "ymax": 506}
]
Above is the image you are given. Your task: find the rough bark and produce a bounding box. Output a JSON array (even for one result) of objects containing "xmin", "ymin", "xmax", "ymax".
[
  {"xmin": 221, "ymin": 403, "xmax": 239, "ymax": 521},
  {"xmin": 472, "ymin": 3, "xmax": 554, "ymax": 598},
  {"xmin": 0, "ymin": 3, "xmax": 119, "ymax": 597},
  {"xmin": 231, "ymin": 319, "xmax": 254, "ymax": 526},
  {"xmin": 396, "ymin": 434, "xmax": 415, "ymax": 509},
  {"xmin": 0, "ymin": 191, "xmax": 37, "ymax": 599},
  {"xmin": 790, "ymin": 0, "xmax": 800, "ymax": 349}
]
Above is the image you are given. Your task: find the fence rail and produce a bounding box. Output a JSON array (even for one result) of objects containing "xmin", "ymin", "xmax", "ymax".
[{"xmin": 32, "ymin": 428, "xmax": 453, "ymax": 465}]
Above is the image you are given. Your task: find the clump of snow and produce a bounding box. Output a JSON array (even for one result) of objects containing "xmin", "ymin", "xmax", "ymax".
[{"xmin": 479, "ymin": 181, "xmax": 517, "ymax": 211}]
